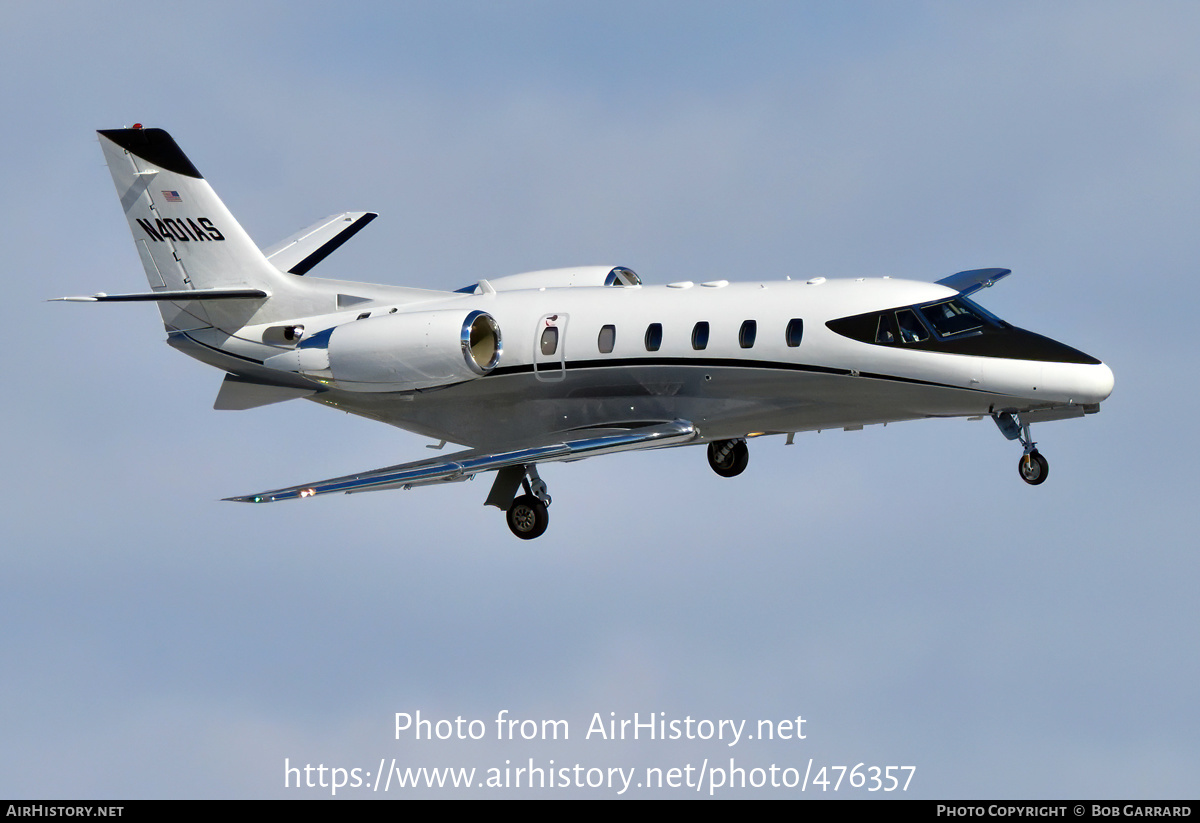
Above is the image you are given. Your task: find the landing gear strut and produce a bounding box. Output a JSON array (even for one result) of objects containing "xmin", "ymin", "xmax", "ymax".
[
  {"xmin": 993, "ymin": 412, "xmax": 1049, "ymax": 486},
  {"xmin": 707, "ymin": 439, "xmax": 749, "ymax": 478},
  {"xmin": 505, "ymin": 465, "xmax": 551, "ymax": 539}
]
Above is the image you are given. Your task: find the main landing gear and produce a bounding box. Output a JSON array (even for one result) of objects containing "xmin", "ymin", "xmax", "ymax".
[
  {"xmin": 507, "ymin": 494, "xmax": 549, "ymax": 540},
  {"xmin": 492, "ymin": 437, "xmax": 752, "ymax": 539},
  {"xmin": 993, "ymin": 412, "xmax": 1049, "ymax": 486},
  {"xmin": 707, "ymin": 439, "xmax": 749, "ymax": 478},
  {"xmin": 489, "ymin": 464, "xmax": 552, "ymax": 540}
]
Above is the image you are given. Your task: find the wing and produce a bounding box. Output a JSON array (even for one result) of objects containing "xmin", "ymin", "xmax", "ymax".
[
  {"xmin": 935, "ymin": 267, "xmax": 1012, "ymax": 296},
  {"xmin": 224, "ymin": 419, "xmax": 698, "ymax": 503}
]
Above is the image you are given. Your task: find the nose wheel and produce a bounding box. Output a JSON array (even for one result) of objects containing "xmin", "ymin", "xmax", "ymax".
[
  {"xmin": 1018, "ymin": 450, "xmax": 1049, "ymax": 485},
  {"xmin": 707, "ymin": 439, "xmax": 749, "ymax": 477}
]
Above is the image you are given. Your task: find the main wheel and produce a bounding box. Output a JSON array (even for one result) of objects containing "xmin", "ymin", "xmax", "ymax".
[
  {"xmin": 1018, "ymin": 450, "xmax": 1049, "ymax": 486},
  {"xmin": 506, "ymin": 494, "xmax": 549, "ymax": 539},
  {"xmin": 707, "ymin": 440, "xmax": 749, "ymax": 478}
]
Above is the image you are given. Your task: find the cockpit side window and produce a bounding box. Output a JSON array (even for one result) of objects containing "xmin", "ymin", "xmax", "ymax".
[
  {"xmin": 875, "ymin": 314, "xmax": 896, "ymax": 344},
  {"xmin": 895, "ymin": 309, "xmax": 929, "ymax": 343}
]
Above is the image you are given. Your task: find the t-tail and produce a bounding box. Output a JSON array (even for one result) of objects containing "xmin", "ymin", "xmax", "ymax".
[{"xmin": 96, "ymin": 126, "xmax": 298, "ymax": 333}]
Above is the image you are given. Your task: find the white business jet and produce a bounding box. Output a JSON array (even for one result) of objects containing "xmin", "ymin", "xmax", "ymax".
[{"xmin": 60, "ymin": 126, "xmax": 1114, "ymax": 539}]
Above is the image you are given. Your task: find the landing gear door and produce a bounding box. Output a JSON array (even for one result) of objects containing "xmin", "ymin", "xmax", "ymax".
[{"xmin": 533, "ymin": 313, "xmax": 568, "ymax": 382}]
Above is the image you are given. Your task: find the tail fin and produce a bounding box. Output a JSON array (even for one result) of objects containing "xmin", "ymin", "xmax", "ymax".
[{"xmin": 97, "ymin": 126, "xmax": 293, "ymax": 332}]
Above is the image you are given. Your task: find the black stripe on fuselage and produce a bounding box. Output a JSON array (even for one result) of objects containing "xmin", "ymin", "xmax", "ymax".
[
  {"xmin": 171, "ymin": 340, "xmax": 998, "ymax": 398},
  {"xmin": 490, "ymin": 356, "xmax": 995, "ymax": 394}
]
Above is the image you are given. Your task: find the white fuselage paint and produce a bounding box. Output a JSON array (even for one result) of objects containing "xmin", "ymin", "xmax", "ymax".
[{"xmin": 171, "ymin": 275, "xmax": 1114, "ymax": 449}]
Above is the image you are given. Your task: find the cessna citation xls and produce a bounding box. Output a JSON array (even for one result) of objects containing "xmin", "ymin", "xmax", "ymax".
[{"xmin": 61, "ymin": 126, "xmax": 1114, "ymax": 539}]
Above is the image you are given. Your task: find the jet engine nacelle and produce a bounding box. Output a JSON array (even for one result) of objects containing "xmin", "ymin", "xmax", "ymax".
[{"xmin": 265, "ymin": 309, "xmax": 502, "ymax": 392}]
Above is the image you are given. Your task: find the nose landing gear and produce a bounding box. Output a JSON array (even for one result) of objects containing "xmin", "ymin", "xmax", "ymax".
[
  {"xmin": 993, "ymin": 412, "xmax": 1050, "ymax": 486},
  {"xmin": 1019, "ymin": 450, "xmax": 1049, "ymax": 485}
]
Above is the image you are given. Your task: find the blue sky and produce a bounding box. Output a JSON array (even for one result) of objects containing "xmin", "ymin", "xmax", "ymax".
[{"xmin": 2, "ymin": 1, "xmax": 1197, "ymax": 797}]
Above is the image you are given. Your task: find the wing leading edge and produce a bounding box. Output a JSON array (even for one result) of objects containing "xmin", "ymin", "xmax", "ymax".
[{"xmin": 225, "ymin": 420, "xmax": 698, "ymax": 503}]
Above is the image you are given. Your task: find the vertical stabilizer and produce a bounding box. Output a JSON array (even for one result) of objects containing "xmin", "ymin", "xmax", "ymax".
[{"xmin": 97, "ymin": 127, "xmax": 291, "ymax": 332}]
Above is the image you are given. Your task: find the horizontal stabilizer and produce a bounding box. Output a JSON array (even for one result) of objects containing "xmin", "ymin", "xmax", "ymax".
[
  {"xmin": 52, "ymin": 288, "xmax": 268, "ymax": 303},
  {"xmin": 263, "ymin": 212, "xmax": 377, "ymax": 275},
  {"xmin": 226, "ymin": 419, "xmax": 697, "ymax": 503},
  {"xmin": 936, "ymin": 268, "xmax": 1012, "ymax": 296},
  {"xmin": 214, "ymin": 374, "xmax": 319, "ymax": 410}
]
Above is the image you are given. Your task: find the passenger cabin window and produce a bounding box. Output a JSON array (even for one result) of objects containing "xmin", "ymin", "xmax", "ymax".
[
  {"xmin": 739, "ymin": 320, "xmax": 757, "ymax": 349},
  {"xmin": 645, "ymin": 323, "xmax": 663, "ymax": 352},
  {"xmin": 540, "ymin": 326, "xmax": 559, "ymax": 356},
  {"xmin": 785, "ymin": 318, "xmax": 804, "ymax": 347},
  {"xmin": 692, "ymin": 322, "xmax": 710, "ymax": 351},
  {"xmin": 597, "ymin": 324, "xmax": 616, "ymax": 354}
]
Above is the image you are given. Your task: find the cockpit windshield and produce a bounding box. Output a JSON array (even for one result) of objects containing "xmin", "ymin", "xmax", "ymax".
[
  {"xmin": 825, "ymin": 293, "xmax": 1098, "ymax": 364},
  {"xmin": 917, "ymin": 298, "xmax": 988, "ymax": 338},
  {"xmin": 826, "ymin": 295, "xmax": 1009, "ymax": 350}
]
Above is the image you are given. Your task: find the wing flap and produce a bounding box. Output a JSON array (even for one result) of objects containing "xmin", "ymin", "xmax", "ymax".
[{"xmin": 225, "ymin": 419, "xmax": 697, "ymax": 503}]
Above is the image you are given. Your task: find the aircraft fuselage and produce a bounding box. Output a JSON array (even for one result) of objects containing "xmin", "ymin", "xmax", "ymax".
[{"xmin": 169, "ymin": 275, "xmax": 1112, "ymax": 449}]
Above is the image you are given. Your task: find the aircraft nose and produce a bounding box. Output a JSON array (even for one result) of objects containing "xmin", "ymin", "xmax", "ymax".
[
  {"xmin": 1062, "ymin": 359, "xmax": 1114, "ymax": 404},
  {"xmin": 1036, "ymin": 358, "xmax": 1113, "ymax": 405},
  {"xmin": 1090, "ymin": 361, "xmax": 1115, "ymax": 402}
]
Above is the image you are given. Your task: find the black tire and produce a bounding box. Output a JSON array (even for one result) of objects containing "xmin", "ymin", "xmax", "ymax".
[
  {"xmin": 707, "ymin": 439, "xmax": 749, "ymax": 478},
  {"xmin": 1018, "ymin": 450, "xmax": 1049, "ymax": 486},
  {"xmin": 507, "ymin": 494, "xmax": 549, "ymax": 539}
]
